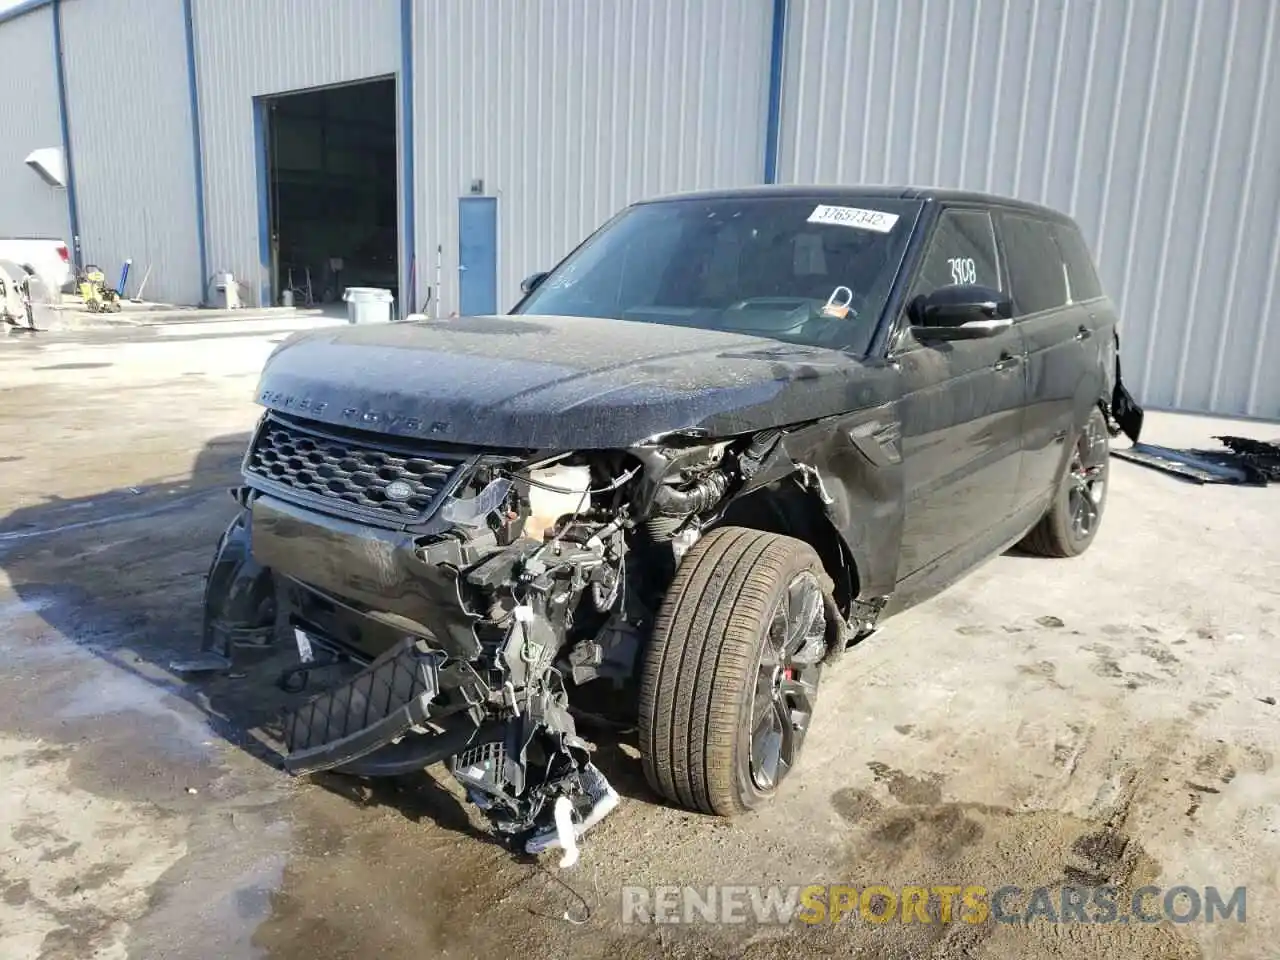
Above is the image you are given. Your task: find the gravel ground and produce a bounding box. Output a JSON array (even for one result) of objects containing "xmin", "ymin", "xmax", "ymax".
[{"xmin": 0, "ymin": 320, "xmax": 1277, "ymax": 960}]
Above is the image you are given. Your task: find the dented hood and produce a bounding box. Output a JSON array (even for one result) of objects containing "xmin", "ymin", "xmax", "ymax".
[{"xmin": 254, "ymin": 314, "xmax": 882, "ymax": 449}]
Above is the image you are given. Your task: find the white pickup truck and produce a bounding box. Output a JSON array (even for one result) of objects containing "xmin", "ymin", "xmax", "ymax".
[{"xmin": 0, "ymin": 237, "xmax": 73, "ymax": 295}]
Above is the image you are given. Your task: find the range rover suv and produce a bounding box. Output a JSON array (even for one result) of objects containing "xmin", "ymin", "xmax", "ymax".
[{"xmin": 193, "ymin": 186, "xmax": 1143, "ymax": 855}]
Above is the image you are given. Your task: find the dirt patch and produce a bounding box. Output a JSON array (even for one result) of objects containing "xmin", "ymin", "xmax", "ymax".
[
  {"xmin": 1018, "ymin": 659, "xmax": 1064, "ymax": 689},
  {"xmin": 0, "ymin": 736, "xmax": 188, "ymax": 960},
  {"xmin": 818, "ymin": 788, "xmax": 1203, "ymax": 960},
  {"xmin": 250, "ymin": 770, "xmax": 597, "ymax": 959},
  {"xmin": 866, "ymin": 762, "xmax": 944, "ymax": 805}
]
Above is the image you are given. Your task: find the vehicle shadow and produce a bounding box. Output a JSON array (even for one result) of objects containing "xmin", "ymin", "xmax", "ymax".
[
  {"xmin": 308, "ymin": 768, "xmax": 497, "ymax": 843},
  {"xmin": 0, "ymin": 432, "xmax": 296, "ymax": 771},
  {"xmin": 0, "ymin": 437, "xmax": 657, "ymax": 843}
]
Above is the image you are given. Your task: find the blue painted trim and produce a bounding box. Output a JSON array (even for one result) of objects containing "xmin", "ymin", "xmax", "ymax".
[
  {"xmin": 51, "ymin": 0, "xmax": 80, "ymax": 266},
  {"xmin": 253, "ymin": 99, "xmax": 271, "ymax": 307},
  {"xmin": 0, "ymin": 0, "xmax": 52, "ymax": 27},
  {"xmin": 182, "ymin": 0, "xmax": 209, "ymax": 304},
  {"xmin": 399, "ymin": 0, "xmax": 416, "ymax": 317},
  {"xmin": 762, "ymin": 0, "xmax": 788, "ymax": 184}
]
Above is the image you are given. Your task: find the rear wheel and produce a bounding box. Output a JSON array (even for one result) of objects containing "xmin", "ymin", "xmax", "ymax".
[
  {"xmin": 638, "ymin": 526, "xmax": 830, "ymax": 816},
  {"xmin": 1019, "ymin": 406, "xmax": 1110, "ymax": 558}
]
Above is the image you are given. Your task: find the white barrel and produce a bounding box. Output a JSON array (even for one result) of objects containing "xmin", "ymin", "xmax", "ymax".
[{"xmin": 342, "ymin": 286, "xmax": 394, "ymax": 324}]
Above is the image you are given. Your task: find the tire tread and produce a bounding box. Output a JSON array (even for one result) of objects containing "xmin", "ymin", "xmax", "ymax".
[{"xmin": 639, "ymin": 525, "xmax": 824, "ymax": 816}]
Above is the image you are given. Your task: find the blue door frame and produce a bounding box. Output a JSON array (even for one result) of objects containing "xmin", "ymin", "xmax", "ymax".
[
  {"xmin": 253, "ymin": 97, "xmax": 272, "ymax": 307},
  {"xmin": 458, "ymin": 196, "xmax": 498, "ymax": 315}
]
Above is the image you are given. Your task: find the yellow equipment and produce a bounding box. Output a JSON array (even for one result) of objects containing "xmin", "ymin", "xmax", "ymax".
[{"xmin": 78, "ymin": 264, "xmax": 121, "ymax": 313}]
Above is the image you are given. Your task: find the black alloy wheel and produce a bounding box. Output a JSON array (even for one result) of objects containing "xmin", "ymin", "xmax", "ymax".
[
  {"xmin": 746, "ymin": 570, "xmax": 824, "ymax": 792},
  {"xmin": 1019, "ymin": 406, "xmax": 1111, "ymax": 558}
]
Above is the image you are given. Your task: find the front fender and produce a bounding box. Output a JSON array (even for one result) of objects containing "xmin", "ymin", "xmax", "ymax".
[
  {"xmin": 776, "ymin": 403, "xmax": 905, "ymax": 601},
  {"xmin": 202, "ymin": 506, "xmax": 278, "ymax": 658}
]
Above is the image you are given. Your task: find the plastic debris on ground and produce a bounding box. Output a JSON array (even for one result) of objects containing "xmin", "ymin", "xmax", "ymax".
[{"xmin": 1111, "ymin": 436, "xmax": 1280, "ymax": 486}]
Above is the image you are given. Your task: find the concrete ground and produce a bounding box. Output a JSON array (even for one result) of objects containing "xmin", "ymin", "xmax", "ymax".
[
  {"xmin": 10, "ymin": 298, "xmax": 341, "ymax": 334},
  {"xmin": 0, "ymin": 319, "xmax": 1277, "ymax": 960}
]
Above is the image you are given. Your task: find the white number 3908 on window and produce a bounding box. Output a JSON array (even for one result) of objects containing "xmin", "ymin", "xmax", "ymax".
[{"xmin": 948, "ymin": 257, "xmax": 977, "ymax": 285}]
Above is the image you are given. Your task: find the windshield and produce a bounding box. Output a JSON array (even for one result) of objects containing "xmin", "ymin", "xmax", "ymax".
[{"xmin": 514, "ymin": 196, "xmax": 922, "ymax": 354}]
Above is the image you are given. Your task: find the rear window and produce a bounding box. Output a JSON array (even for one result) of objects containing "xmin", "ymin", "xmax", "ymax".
[
  {"xmin": 1054, "ymin": 224, "xmax": 1104, "ymax": 301},
  {"xmin": 514, "ymin": 197, "xmax": 922, "ymax": 355},
  {"xmin": 1001, "ymin": 214, "xmax": 1068, "ymax": 316}
]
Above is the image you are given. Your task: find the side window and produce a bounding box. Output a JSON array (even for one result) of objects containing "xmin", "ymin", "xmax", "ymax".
[
  {"xmin": 1054, "ymin": 224, "xmax": 1104, "ymax": 302},
  {"xmin": 910, "ymin": 209, "xmax": 1002, "ymax": 298},
  {"xmin": 1001, "ymin": 215, "xmax": 1068, "ymax": 316}
]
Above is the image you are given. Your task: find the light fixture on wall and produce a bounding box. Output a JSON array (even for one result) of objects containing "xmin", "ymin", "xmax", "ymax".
[{"xmin": 25, "ymin": 147, "xmax": 67, "ymax": 188}]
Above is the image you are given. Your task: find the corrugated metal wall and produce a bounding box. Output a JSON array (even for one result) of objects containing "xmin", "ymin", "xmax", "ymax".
[
  {"xmin": 413, "ymin": 0, "xmax": 773, "ymax": 316},
  {"xmin": 6, "ymin": 0, "xmax": 1276, "ymax": 416},
  {"xmin": 778, "ymin": 0, "xmax": 1280, "ymax": 418},
  {"xmin": 61, "ymin": 0, "xmax": 202, "ymax": 304},
  {"xmin": 191, "ymin": 0, "xmax": 400, "ymax": 306},
  {"xmin": 0, "ymin": 5, "xmax": 70, "ymax": 242}
]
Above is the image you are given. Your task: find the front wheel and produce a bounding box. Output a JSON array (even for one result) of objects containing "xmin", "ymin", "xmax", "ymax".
[
  {"xmin": 1019, "ymin": 406, "xmax": 1111, "ymax": 558},
  {"xmin": 638, "ymin": 527, "xmax": 831, "ymax": 817}
]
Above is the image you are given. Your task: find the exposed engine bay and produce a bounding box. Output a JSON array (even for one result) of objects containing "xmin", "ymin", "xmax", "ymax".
[{"xmin": 191, "ymin": 410, "xmax": 849, "ymax": 859}]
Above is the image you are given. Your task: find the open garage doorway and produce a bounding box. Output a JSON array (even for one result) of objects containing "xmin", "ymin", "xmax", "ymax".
[{"xmin": 261, "ymin": 77, "xmax": 398, "ymax": 309}]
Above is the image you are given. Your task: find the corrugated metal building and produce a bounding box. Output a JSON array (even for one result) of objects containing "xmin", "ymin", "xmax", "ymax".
[
  {"xmin": 60, "ymin": 0, "xmax": 203, "ymax": 304},
  {"xmin": 0, "ymin": 1, "xmax": 70, "ymax": 248},
  {"xmin": 1, "ymin": 0, "xmax": 1277, "ymax": 417}
]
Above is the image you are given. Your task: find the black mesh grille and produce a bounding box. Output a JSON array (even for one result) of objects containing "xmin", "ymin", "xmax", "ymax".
[{"xmin": 245, "ymin": 415, "xmax": 467, "ymax": 521}]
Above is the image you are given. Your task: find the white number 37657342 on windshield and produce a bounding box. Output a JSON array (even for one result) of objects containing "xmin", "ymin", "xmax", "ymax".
[{"xmin": 806, "ymin": 205, "xmax": 900, "ymax": 233}]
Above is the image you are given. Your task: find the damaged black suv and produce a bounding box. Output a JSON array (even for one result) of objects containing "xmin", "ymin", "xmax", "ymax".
[{"xmin": 194, "ymin": 186, "xmax": 1143, "ymax": 855}]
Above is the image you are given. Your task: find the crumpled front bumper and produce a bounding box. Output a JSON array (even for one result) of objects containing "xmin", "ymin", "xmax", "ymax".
[
  {"xmin": 248, "ymin": 493, "xmax": 483, "ymax": 662},
  {"xmin": 186, "ymin": 497, "xmax": 492, "ymax": 777}
]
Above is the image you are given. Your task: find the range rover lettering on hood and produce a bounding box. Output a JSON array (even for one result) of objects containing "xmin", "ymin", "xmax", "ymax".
[
  {"xmin": 257, "ymin": 390, "xmax": 329, "ymax": 416},
  {"xmin": 255, "ymin": 390, "xmax": 452, "ymax": 435},
  {"xmin": 337, "ymin": 409, "xmax": 452, "ymax": 433}
]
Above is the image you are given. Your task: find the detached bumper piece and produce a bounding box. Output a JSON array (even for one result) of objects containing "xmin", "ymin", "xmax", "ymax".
[
  {"xmin": 1112, "ymin": 437, "xmax": 1280, "ymax": 486},
  {"xmin": 282, "ymin": 638, "xmax": 443, "ymax": 775}
]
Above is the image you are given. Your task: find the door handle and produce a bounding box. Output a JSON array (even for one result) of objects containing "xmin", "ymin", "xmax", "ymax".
[
  {"xmin": 993, "ymin": 352, "xmax": 1021, "ymax": 372},
  {"xmin": 1075, "ymin": 325, "xmax": 1093, "ymax": 341}
]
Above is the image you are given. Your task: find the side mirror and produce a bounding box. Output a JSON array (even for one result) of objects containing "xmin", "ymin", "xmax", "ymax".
[
  {"xmin": 520, "ymin": 271, "xmax": 549, "ymax": 295},
  {"xmin": 911, "ymin": 284, "xmax": 1014, "ymax": 340}
]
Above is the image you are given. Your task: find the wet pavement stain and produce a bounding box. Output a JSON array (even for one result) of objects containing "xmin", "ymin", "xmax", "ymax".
[
  {"xmin": 0, "ymin": 736, "xmax": 190, "ymax": 960},
  {"xmin": 830, "ymin": 787, "xmax": 882, "ymax": 824},
  {"xmin": 1084, "ymin": 646, "xmax": 1124, "ymax": 679},
  {"xmin": 1018, "ymin": 659, "xmax": 1065, "ymax": 689},
  {"xmin": 1140, "ymin": 639, "xmax": 1181, "ymax": 668},
  {"xmin": 865, "ymin": 762, "xmax": 944, "ymax": 805},
  {"xmin": 824, "ymin": 791, "xmax": 1203, "ymax": 960},
  {"xmin": 250, "ymin": 771, "xmax": 631, "ymax": 960},
  {"xmin": 1, "ymin": 878, "xmax": 31, "ymax": 907},
  {"xmin": 31, "ymin": 362, "xmax": 114, "ymax": 371}
]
